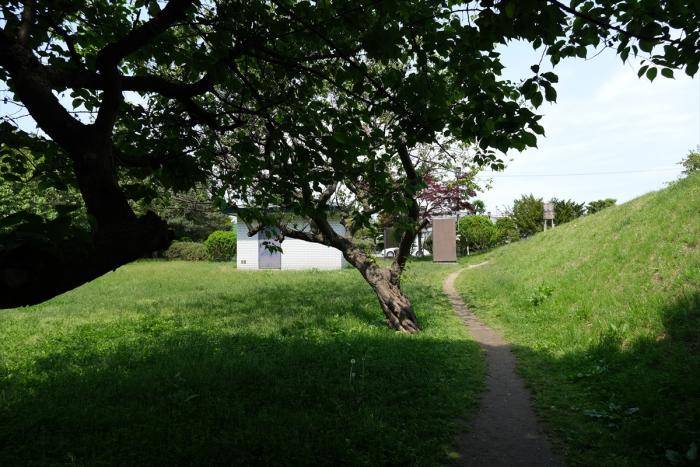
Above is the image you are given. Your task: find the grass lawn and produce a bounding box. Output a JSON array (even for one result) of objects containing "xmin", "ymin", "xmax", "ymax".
[
  {"xmin": 0, "ymin": 259, "xmax": 483, "ymax": 466},
  {"xmin": 456, "ymin": 174, "xmax": 700, "ymax": 466}
]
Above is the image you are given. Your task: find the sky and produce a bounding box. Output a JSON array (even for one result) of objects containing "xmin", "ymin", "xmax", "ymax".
[{"xmin": 480, "ymin": 42, "xmax": 700, "ymax": 214}]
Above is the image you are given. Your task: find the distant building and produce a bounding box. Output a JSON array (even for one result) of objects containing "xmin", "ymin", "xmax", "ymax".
[{"xmin": 236, "ymin": 217, "xmax": 347, "ymax": 270}]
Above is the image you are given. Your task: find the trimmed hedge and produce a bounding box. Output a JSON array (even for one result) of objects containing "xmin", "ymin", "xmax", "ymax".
[
  {"xmin": 164, "ymin": 241, "xmax": 208, "ymax": 261},
  {"xmin": 204, "ymin": 230, "xmax": 237, "ymax": 261}
]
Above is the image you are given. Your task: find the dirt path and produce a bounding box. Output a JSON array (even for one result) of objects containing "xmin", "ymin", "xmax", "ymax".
[{"xmin": 444, "ymin": 264, "xmax": 565, "ymax": 467}]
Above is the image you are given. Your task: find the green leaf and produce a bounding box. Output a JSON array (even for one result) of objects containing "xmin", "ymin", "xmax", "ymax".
[
  {"xmin": 522, "ymin": 132, "xmax": 537, "ymax": 148},
  {"xmin": 661, "ymin": 68, "xmax": 674, "ymax": 79},
  {"xmin": 544, "ymin": 86, "xmax": 557, "ymax": 102},
  {"xmin": 531, "ymin": 91, "xmax": 543, "ymax": 108},
  {"xmin": 637, "ymin": 65, "xmax": 649, "ymax": 78},
  {"xmin": 639, "ymin": 39, "xmax": 654, "ymax": 53},
  {"xmin": 646, "ymin": 67, "xmax": 657, "ymax": 81},
  {"xmin": 541, "ymin": 72, "xmax": 558, "ymax": 83}
]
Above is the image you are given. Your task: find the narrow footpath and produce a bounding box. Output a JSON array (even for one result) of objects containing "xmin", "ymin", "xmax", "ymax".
[{"xmin": 444, "ymin": 264, "xmax": 565, "ymax": 467}]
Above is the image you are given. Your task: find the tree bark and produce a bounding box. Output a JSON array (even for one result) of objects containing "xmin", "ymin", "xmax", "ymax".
[
  {"xmin": 0, "ymin": 18, "xmax": 178, "ymax": 309},
  {"xmin": 344, "ymin": 245, "xmax": 419, "ymax": 333}
]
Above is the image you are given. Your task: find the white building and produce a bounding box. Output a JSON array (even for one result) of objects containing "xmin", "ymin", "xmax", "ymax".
[{"xmin": 236, "ymin": 218, "xmax": 347, "ymax": 270}]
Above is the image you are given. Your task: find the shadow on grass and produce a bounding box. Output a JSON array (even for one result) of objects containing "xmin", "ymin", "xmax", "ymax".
[
  {"xmin": 0, "ymin": 268, "xmax": 481, "ymax": 466},
  {"xmin": 509, "ymin": 292, "xmax": 700, "ymax": 466}
]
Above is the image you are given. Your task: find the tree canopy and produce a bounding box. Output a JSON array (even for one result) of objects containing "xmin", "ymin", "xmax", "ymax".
[{"xmin": 1, "ymin": 0, "xmax": 698, "ymax": 324}]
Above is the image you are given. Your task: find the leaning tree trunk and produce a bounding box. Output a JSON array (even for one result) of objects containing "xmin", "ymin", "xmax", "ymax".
[
  {"xmin": 369, "ymin": 274, "xmax": 420, "ymax": 333},
  {"xmin": 343, "ymin": 246, "xmax": 419, "ymax": 333},
  {"xmin": 282, "ymin": 214, "xmax": 421, "ymax": 333}
]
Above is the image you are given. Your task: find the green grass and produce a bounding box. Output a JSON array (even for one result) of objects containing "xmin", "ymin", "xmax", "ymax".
[
  {"xmin": 0, "ymin": 260, "xmax": 483, "ymax": 466},
  {"xmin": 456, "ymin": 174, "xmax": 700, "ymax": 466}
]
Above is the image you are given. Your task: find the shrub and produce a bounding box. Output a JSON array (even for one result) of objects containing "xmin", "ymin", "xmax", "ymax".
[
  {"xmin": 495, "ymin": 217, "xmax": 519, "ymax": 244},
  {"xmin": 457, "ymin": 215, "xmax": 498, "ymax": 254},
  {"xmin": 164, "ymin": 241, "xmax": 208, "ymax": 261},
  {"xmin": 204, "ymin": 230, "xmax": 237, "ymax": 261},
  {"xmin": 353, "ymin": 237, "xmax": 376, "ymax": 255},
  {"xmin": 527, "ymin": 284, "xmax": 554, "ymax": 307}
]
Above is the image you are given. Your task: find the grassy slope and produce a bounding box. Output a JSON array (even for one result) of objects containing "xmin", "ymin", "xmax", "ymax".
[
  {"xmin": 0, "ymin": 260, "xmax": 483, "ymax": 466},
  {"xmin": 457, "ymin": 174, "xmax": 700, "ymax": 466}
]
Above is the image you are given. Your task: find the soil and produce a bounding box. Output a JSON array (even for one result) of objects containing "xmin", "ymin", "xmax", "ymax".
[{"xmin": 443, "ymin": 264, "xmax": 565, "ymax": 467}]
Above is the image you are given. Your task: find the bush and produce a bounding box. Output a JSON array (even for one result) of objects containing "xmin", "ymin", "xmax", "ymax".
[
  {"xmin": 353, "ymin": 237, "xmax": 376, "ymax": 255},
  {"xmin": 586, "ymin": 198, "xmax": 616, "ymax": 215},
  {"xmin": 495, "ymin": 217, "xmax": 519, "ymax": 244},
  {"xmin": 680, "ymin": 150, "xmax": 700, "ymax": 175},
  {"xmin": 164, "ymin": 241, "xmax": 208, "ymax": 261},
  {"xmin": 457, "ymin": 215, "xmax": 498, "ymax": 254},
  {"xmin": 551, "ymin": 198, "xmax": 585, "ymax": 224},
  {"xmin": 204, "ymin": 230, "xmax": 237, "ymax": 261}
]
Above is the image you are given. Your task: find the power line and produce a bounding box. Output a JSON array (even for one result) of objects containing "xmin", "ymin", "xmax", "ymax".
[{"xmin": 478, "ymin": 167, "xmax": 680, "ymax": 178}]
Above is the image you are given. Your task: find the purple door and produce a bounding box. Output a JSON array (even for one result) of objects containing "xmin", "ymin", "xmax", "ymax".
[{"xmin": 258, "ymin": 228, "xmax": 281, "ymax": 269}]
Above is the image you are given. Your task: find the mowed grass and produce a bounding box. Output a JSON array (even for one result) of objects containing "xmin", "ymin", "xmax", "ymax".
[
  {"xmin": 457, "ymin": 174, "xmax": 700, "ymax": 466},
  {"xmin": 0, "ymin": 260, "xmax": 483, "ymax": 466}
]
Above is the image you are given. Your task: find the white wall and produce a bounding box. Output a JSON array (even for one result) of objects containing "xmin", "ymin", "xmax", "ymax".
[
  {"xmin": 235, "ymin": 218, "xmax": 346, "ymax": 270},
  {"xmin": 236, "ymin": 222, "xmax": 259, "ymax": 270}
]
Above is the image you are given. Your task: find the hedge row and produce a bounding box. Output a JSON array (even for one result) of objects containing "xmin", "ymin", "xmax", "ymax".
[{"xmin": 164, "ymin": 230, "xmax": 237, "ymax": 261}]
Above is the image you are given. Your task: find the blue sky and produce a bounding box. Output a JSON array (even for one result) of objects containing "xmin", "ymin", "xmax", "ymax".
[{"xmin": 480, "ymin": 42, "xmax": 700, "ymax": 214}]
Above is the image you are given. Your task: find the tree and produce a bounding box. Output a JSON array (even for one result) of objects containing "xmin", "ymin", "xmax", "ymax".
[
  {"xmin": 551, "ymin": 198, "xmax": 585, "ymax": 224},
  {"xmin": 458, "ymin": 215, "xmax": 497, "ymax": 253},
  {"xmin": 145, "ymin": 187, "xmax": 232, "ymax": 242},
  {"xmin": 586, "ymin": 198, "xmax": 617, "ymax": 215},
  {"xmin": 680, "ymin": 150, "xmax": 700, "ymax": 175},
  {"xmin": 495, "ymin": 217, "xmax": 519, "ymax": 244},
  {"xmin": 472, "ymin": 200, "xmax": 487, "ymax": 215},
  {"xmin": 510, "ymin": 194, "xmax": 544, "ymax": 237},
  {"xmin": 234, "ymin": 141, "xmax": 482, "ymax": 333},
  {"xmin": 1, "ymin": 1, "xmax": 698, "ymax": 330},
  {"xmin": 0, "ymin": 148, "xmax": 86, "ymax": 229}
]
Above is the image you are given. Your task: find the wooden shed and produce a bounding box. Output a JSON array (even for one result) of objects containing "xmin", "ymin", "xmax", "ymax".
[{"xmin": 432, "ymin": 216, "xmax": 457, "ymax": 262}]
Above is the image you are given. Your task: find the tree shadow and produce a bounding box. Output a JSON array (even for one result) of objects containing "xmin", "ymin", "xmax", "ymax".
[
  {"xmin": 509, "ymin": 292, "xmax": 700, "ymax": 466},
  {"xmin": 0, "ymin": 268, "xmax": 482, "ymax": 466}
]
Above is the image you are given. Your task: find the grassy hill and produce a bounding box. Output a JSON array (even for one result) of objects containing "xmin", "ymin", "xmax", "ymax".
[{"xmin": 457, "ymin": 173, "xmax": 700, "ymax": 466}]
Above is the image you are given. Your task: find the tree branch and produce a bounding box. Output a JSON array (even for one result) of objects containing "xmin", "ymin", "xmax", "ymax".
[
  {"xmin": 17, "ymin": 0, "xmax": 34, "ymax": 44},
  {"xmin": 545, "ymin": 0, "xmax": 680, "ymax": 45},
  {"xmin": 96, "ymin": 0, "xmax": 194, "ymax": 67}
]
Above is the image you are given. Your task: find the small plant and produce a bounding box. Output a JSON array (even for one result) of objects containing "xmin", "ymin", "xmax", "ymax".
[
  {"xmin": 204, "ymin": 230, "xmax": 237, "ymax": 261},
  {"xmin": 527, "ymin": 284, "xmax": 554, "ymax": 307}
]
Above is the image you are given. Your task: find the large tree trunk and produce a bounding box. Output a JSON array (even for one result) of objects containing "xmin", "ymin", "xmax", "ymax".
[
  {"xmin": 343, "ymin": 245, "xmax": 420, "ymax": 333},
  {"xmin": 0, "ymin": 33, "xmax": 174, "ymax": 309},
  {"xmin": 369, "ymin": 274, "xmax": 420, "ymax": 333}
]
